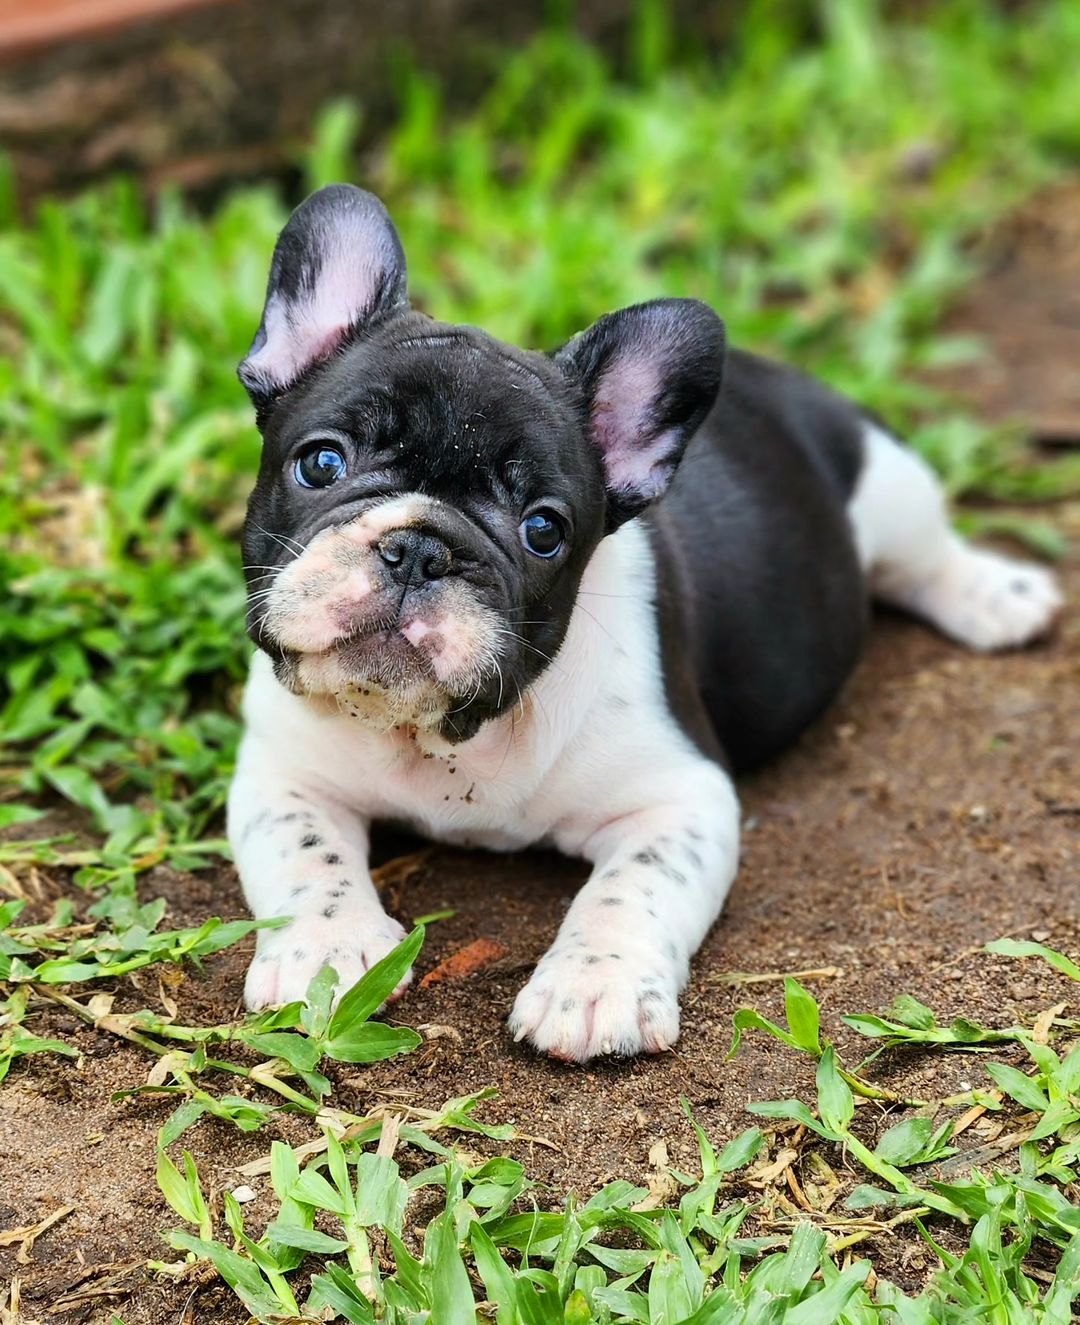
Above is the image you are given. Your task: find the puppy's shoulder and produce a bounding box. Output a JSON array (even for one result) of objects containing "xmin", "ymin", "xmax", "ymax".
[{"xmin": 705, "ymin": 346, "xmax": 867, "ymax": 499}]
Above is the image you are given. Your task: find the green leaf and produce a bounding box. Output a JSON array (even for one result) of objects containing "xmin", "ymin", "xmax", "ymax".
[
  {"xmin": 727, "ymin": 1008, "xmax": 801, "ymax": 1060},
  {"xmin": 323, "ymin": 1020, "xmax": 422, "ymax": 1064},
  {"xmin": 291, "ymin": 1166, "xmax": 352, "ymax": 1216},
  {"xmin": 0, "ymin": 804, "xmax": 44, "ymax": 830},
  {"xmin": 680, "ymin": 1095, "xmax": 718, "ymax": 1179},
  {"xmin": 784, "ymin": 978, "xmax": 822, "ymax": 1055},
  {"xmin": 986, "ymin": 938, "xmax": 1080, "ymax": 983},
  {"xmin": 842, "ymin": 1013, "xmax": 903, "ymax": 1039},
  {"xmin": 168, "ymin": 1233, "xmax": 285, "ymax": 1319},
  {"xmin": 984, "ymin": 1061, "xmax": 1050, "ymax": 1113},
  {"xmin": 815, "ymin": 1047, "xmax": 854, "ymax": 1133},
  {"xmin": 747, "ymin": 1098, "xmax": 839, "ymax": 1142},
  {"xmin": 469, "ymin": 1221, "xmax": 520, "ymax": 1325},
  {"xmin": 785, "ymin": 1259, "xmax": 872, "ymax": 1322},
  {"xmin": 241, "ymin": 1030, "xmax": 322, "ymax": 1071},
  {"xmin": 424, "ymin": 1210, "xmax": 476, "ymax": 1325},
  {"xmin": 261, "ymin": 1221, "xmax": 350, "ymax": 1254},
  {"xmin": 156, "ymin": 1148, "xmax": 209, "ymax": 1236},
  {"xmin": 353, "ymin": 1153, "xmax": 409, "ymax": 1233},
  {"xmin": 873, "ymin": 1116, "xmax": 954, "ymax": 1167},
  {"xmin": 326, "ymin": 926, "xmax": 425, "ymax": 1038},
  {"xmin": 309, "ymin": 1265, "xmax": 377, "ymax": 1323},
  {"xmin": 159, "ymin": 1099, "xmax": 206, "ymax": 1148},
  {"xmin": 889, "ymin": 994, "xmax": 937, "ymax": 1031},
  {"xmin": 300, "ymin": 963, "xmax": 339, "ymax": 1039},
  {"xmin": 1029, "ymin": 1100, "xmax": 1080, "ymax": 1142},
  {"xmin": 715, "ymin": 1126, "xmax": 765, "ymax": 1175}
]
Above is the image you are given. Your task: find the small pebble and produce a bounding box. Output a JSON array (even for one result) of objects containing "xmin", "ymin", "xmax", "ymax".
[{"xmin": 231, "ymin": 1185, "xmax": 257, "ymax": 1203}]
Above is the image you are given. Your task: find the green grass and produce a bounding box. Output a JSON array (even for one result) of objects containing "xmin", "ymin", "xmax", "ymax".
[
  {"xmin": 9, "ymin": 907, "xmax": 1080, "ymax": 1320},
  {"xmin": 146, "ymin": 939, "xmax": 1080, "ymax": 1324}
]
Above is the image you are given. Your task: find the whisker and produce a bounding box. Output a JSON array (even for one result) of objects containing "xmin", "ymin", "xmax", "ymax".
[
  {"xmin": 573, "ymin": 601, "xmax": 621, "ymax": 648},
  {"xmin": 489, "ymin": 628, "xmax": 565, "ymax": 673},
  {"xmin": 250, "ymin": 522, "xmax": 305, "ymax": 558}
]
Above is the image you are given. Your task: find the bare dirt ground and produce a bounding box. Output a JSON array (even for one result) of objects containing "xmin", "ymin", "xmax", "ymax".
[{"xmin": 2, "ymin": 185, "xmax": 1078, "ymax": 1322}]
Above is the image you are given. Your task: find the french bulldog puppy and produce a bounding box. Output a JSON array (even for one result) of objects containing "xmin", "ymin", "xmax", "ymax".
[{"xmin": 227, "ymin": 184, "xmax": 1062, "ymax": 1062}]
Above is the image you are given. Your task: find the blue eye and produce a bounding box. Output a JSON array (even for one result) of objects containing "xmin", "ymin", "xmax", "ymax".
[
  {"xmin": 521, "ymin": 510, "xmax": 565, "ymax": 558},
  {"xmin": 294, "ymin": 444, "xmax": 347, "ymax": 489}
]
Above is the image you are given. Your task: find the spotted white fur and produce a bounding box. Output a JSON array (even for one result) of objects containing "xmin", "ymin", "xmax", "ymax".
[{"xmin": 229, "ymin": 426, "xmax": 1062, "ymax": 1061}]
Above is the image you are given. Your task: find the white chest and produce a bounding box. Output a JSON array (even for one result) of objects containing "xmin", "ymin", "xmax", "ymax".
[{"xmin": 238, "ymin": 522, "xmax": 683, "ymax": 854}]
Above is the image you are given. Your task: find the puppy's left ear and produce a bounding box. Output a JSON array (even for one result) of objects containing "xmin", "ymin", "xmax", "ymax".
[
  {"xmin": 555, "ymin": 298, "xmax": 724, "ymax": 527},
  {"xmin": 239, "ymin": 184, "xmax": 408, "ymax": 418}
]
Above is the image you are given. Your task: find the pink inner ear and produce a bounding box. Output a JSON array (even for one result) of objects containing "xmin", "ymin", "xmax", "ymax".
[
  {"xmin": 244, "ymin": 294, "xmax": 350, "ymax": 393},
  {"xmin": 592, "ymin": 357, "xmax": 677, "ymax": 498},
  {"xmin": 243, "ymin": 224, "xmax": 393, "ymax": 394}
]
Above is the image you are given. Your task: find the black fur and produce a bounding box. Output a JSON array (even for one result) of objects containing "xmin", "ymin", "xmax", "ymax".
[{"xmin": 649, "ymin": 350, "xmax": 867, "ymax": 770}]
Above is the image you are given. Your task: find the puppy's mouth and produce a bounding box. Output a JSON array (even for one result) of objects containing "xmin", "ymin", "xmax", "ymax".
[
  {"xmin": 299, "ymin": 617, "xmax": 435, "ymax": 676},
  {"xmin": 247, "ymin": 498, "xmax": 507, "ymax": 732}
]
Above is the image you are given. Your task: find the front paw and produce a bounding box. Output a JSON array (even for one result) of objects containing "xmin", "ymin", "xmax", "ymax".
[
  {"xmin": 245, "ymin": 911, "xmax": 409, "ymax": 1010},
  {"xmin": 508, "ymin": 946, "xmax": 681, "ymax": 1062}
]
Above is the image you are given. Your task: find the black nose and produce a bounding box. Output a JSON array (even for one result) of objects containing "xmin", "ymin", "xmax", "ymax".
[{"xmin": 376, "ymin": 528, "xmax": 453, "ymax": 587}]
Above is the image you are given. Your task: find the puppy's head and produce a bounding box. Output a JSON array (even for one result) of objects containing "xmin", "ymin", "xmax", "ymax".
[{"xmin": 239, "ymin": 185, "xmax": 724, "ymax": 744}]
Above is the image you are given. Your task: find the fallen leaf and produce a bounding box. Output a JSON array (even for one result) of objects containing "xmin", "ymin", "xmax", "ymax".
[{"xmin": 419, "ymin": 938, "xmax": 507, "ymax": 988}]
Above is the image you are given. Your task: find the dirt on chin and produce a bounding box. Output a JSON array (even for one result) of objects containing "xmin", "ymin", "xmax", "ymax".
[{"xmin": 3, "ymin": 191, "xmax": 1080, "ymax": 1322}]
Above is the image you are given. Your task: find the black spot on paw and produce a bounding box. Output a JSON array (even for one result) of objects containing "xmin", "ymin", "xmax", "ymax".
[
  {"xmin": 292, "ymin": 947, "xmax": 307, "ymax": 960},
  {"xmin": 300, "ymin": 834, "xmax": 322, "ymax": 849},
  {"xmin": 600, "ymin": 868, "xmax": 621, "ymax": 881},
  {"xmin": 323, "ymin": 852, "xmax": 342, "ymax": 866},
  {"xmin": 289, "ymin": 885, "xmax": 310, "ymax": 898},
  {"xmin": 600, "ymin": 896, "xmax": 623, "ymax": 906},
  {"xmin": 659, "ymin": 863, "xmax": 688, "ymax": 886},
  {"xmin": 584, "ymin": 955, "xmax": 600, "ymax": 966},
  {"xmin": 323, "ymin": 905, "xmax": 338, "ymax": 919},
  {"xmin": 337, "ymin": 878, "xmax": 353, "ymax": 888},
  {"xmin": 329, "ymin": 889, "xmax": 344, "ymax": 899},
  {"xmin": 241, "ymin": 811, "xmax": 271, "ymax": 842},
  {"xmin": 632, "ymin": 847, "xmax": 662, "ymax": 867}
]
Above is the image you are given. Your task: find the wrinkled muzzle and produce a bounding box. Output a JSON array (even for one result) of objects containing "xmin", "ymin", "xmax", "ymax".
[{"xmin": 249, "ymin": 495, "xmax": 504, "ymax": 732}]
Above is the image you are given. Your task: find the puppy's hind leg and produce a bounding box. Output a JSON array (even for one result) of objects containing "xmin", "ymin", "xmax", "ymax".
[{"xmin": 847, "ymin": 423, "xmax": 1062, "ymax": 651}]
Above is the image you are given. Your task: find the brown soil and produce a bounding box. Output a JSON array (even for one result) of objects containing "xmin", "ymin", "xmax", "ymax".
[
  {"xmin": 3, "ymin": 189, "xmax": 1079, "ymax": 1322},
  {"xmin": 933, "ymin": 180, "xmax": 1080, "ymax": 443}
]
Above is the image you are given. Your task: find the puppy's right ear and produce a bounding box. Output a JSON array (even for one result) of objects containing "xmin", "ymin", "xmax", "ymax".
[{"xmin": 238, "ymin": 185, "xmax": 408, "ymax": 417}]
